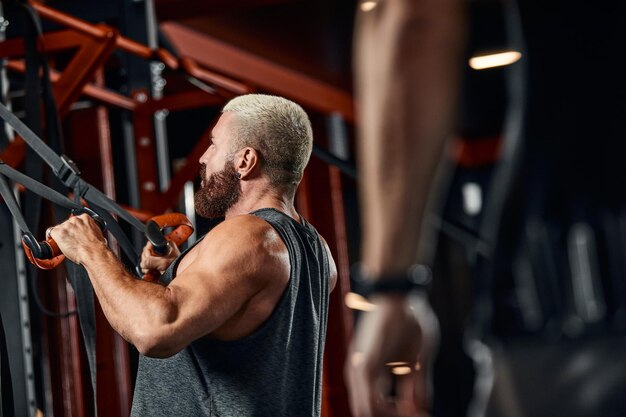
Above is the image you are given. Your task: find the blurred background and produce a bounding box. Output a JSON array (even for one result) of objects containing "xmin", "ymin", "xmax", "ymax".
[{"xmin": 1, "ymin": 0, "xmax": 626, "ymax": 416}]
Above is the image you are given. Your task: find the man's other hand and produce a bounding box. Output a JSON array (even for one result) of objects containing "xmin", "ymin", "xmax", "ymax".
[{"xmin": 140, "ymin": 240, "xmax": 181, "ymax": 276}]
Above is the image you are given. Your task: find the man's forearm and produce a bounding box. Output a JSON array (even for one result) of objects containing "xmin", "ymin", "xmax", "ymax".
[
  {"xmin": 355, "ymin": 0, "xmax": 465, "ymax": 276},
  {"xmin": 80, "ymin": 243, "xmax": 176, "ymax": 354}
]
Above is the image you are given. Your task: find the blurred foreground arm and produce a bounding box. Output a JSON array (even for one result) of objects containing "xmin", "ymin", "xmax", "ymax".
[{"xmin": 348, "ymin": 0, "xmax": 465, "ymax": 416}]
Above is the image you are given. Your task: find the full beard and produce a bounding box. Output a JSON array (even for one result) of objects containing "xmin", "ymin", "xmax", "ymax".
[{"xmin": 195, "ymin": 161, "xmax": 241, "ymax": 218}]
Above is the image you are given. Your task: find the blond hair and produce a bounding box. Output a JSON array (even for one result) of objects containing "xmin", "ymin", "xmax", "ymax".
[{"xmin": 222, "ymin": 94, "xmax": 313, "ymax": 187}]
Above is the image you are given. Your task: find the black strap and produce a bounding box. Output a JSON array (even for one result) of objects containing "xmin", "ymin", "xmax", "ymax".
[
  {"xmin": 64, "ymin": 261, "xmax": 98, "ymax": 413},
  {"xmin": 0, "ymin": 162, "xmax": 82, "ymax": 212},
  {"xmin": 0, "ymin": 105, "xmax": 144, "ymax": 271},
  {"xmin": 0, "ymin": 174, "xmax": 34, "ymax": 240},
  {"xmin": 0, "ymin": 103, "xmax": 67, "ymax": 177},
  {"xmin": 22, "ymin": 3, "xmax": 45, "ymax": 243},
  {"xmin": 0, "ymin": 6, "xmax": 148, "ymax": 416},
  {"xmin": 0, "ymin": 314, "xmax": 15, "ymax": 417},
  {"xmin": 87, "ymin": 201, "xmax": 141, "ymax": 267},
  {"xmin": 2, "ymin": 9, "xmax": 104, "ymax": 414},
  {"xmin": 0, "ymin": 103, "xmax": 145, "ymax": 237}
]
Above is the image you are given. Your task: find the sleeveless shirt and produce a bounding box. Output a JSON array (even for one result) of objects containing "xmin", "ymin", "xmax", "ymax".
[{"xmin": 131, "ymin": 208, "xmax": 331, "ymax": 417}]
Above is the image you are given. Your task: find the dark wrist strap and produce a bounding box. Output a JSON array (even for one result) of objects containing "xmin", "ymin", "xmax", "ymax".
[{"xmin": 352, "ymin": 264, "xmax": 432, "ymax": 297}]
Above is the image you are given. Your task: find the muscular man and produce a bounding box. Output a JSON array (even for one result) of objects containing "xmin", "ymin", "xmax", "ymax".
[
  {"xmin": 347, "ymin": 1, "xmax": 464, "ymax": 416},
  {"xmin": 50, "ymin": 94, "xmax": 337, "ymax": 417}
]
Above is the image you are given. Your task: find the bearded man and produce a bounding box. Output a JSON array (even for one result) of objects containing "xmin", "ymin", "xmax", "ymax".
[{"xmin": 50, "ymin": 94, "xmax": 337, "ymax": 417}]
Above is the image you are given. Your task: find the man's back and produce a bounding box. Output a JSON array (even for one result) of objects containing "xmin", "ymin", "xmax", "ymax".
[{"xmin": 131, "ymin": 208, "xmax": 332, "ymax": 417}]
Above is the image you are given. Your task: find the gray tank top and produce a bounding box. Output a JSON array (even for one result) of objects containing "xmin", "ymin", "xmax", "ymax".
[{"xmin": 131, "ymin": 208, "xmax": 330, "ymax": 417}]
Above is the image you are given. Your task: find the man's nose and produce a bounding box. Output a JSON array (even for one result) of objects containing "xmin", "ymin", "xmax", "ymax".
[{"xmin": 199, "ymin": 148, "xmax": 211, "ymax": 164}]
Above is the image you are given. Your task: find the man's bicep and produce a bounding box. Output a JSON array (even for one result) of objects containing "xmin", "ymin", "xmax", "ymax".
[{"xmin": 165, "ymin": 249, "xmax": 265, "ymax": 344}]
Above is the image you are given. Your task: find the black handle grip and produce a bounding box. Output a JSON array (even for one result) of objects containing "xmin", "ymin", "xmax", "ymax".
[
  {"xmin": 22, "ymin": 233, "xmax": 53, "ymax": 259},
  {"xmin": 71, "ymin": 207, "xmax": 106, "ymax": 233},
  {"xmin": 23, "ymin": 206, "xmax": 108, "ymax": 270},
  {"xmin": 145, "ymin": 220, "xmax": 170, "ymax": 256}
]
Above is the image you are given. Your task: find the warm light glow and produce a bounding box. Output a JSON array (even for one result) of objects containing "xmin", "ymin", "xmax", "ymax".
[
  {"xmin": 415, "ymin": 362, "xmax": 421, "ymax": 371},
  {"xmin": 469, "ymin": 50, "xmax": 522, "ymax": 70},
  {"xmin": 391, "ymin": 366, "xmax": 412, "ymax": 376},
  {"xmin": 360, "ymin": 1, "xmax": 378, "ymax": 12},
  {"xmin": 386, "ymin": 361, "xmax": 410, "ymax": 367},
  {"xmin": 345, "ymin": 292, "xmax": 378, "ymax": 312}
]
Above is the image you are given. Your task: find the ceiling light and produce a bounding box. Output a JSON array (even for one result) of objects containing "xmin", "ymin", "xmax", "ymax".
[
  {"xmin": 360, "ymin": 1, "xmax": 378, "ymax": 12},
  {"xmin": 345, "ymin": 292, "xmax": 377, "ymax": 312},
  {"xmin": 469, "ymin": 50, "xmax": 522, "ymax": 70},
  {"xmin": 386, "ymin": 361, "xmax": 410, "ymax": 367}
]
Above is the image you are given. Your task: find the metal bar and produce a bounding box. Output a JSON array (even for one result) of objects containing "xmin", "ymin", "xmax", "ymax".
[
  {"xmin": 26, "ymin": 0, "xmax": 181, "ymax": 74},
  {"xmin": 132, "ymin": 94, "xmax": 161, "ymax": 212},
  {"xmin": 148, "ymin": 10, "xmax": 172, "ymax": 192},
  {"xmin": 57, "ymin": 271, "xmax": 88, "ymax": 417},
  {"xmin": 161, "ymin": 23, "xmax": 354, "ymax": 119},
  {"xmin": 145, "ymin": 0, "xmax": 158, "ymax": 50},
  {"xmin": 325, "ymin": 114, "xmax": 353, "ymax": 334},
  {"xmin": 179, "ymin": 57, "xmax": 252, "ymax": 96},
  {"xmin": 0, "ymin": 30, "xmax": 84, "ymax": 58},
  {"xmin": 5, "ymin": 60, "xmax": 139, "ymax": 111},
  {"xmin": 324, "ymin": 115, "xmax": 354, "ymax": 417},
  {"xmin": 311, "ymin": 146, "xmax": 356, "ymax": 179},
  {"xmin": 82, "ymin": 83, "xmax": 138, "ymax": 111},
  {"xmin": 160, "ymin": 123, "xmax": 214, "ymax": 209},
  {"xmin": 94, "ymin": 70, "xmax": 132, "ymax": 416},
  {"xmin": 113, "ymin": 36, "xmax": 180, "ymax": 70},
  {"xmin": 51, "ymin": 29, "xmax": 118, "ymax": 115},
  {"xmin": 0, "ymin": 208, "xmax": 23, "ymax": 417},
  {"xmin": 154, "ymin": 0, "xmax": 303, "ymax": 21},
  {"xmin": 135, "ymin": 89, "xmax": 223, "ymax": 114},
  {"xmin": 31, "ymin": 2, "xmax": 116, "ymax": 40},
  {"xmin": 183, "ymin": 181, "xmax": 197, "ymax": 244},
  {"xmin": 12, "ymin": 207, "xmax": 37, "ymax": 417},
  {"xmin": 154, "ymin": 109, "xmax": 171, "ymax": 192},
  {"xmin": 145, "ymin": 7, "xmax": 171, "ymax": 192},
  {"xmin": 327, "ymin": 113, "xmax": 350, "ymax": 160},
  {"xmin": 123, "ymin": 117, "xmax": 141, "ymax": 209},
  {"xmin": 296, "ymin": 157, "xmax": 353, "ymax": 417}
]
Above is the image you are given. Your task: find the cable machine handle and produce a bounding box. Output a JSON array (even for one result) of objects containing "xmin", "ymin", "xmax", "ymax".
[
  {"xmin": 22, "ymin": 208, "xmax": 106, "ymax": 269},
  {"xmin": 143, "ymin": 213, "xmax": 194, "ymax": 282}
]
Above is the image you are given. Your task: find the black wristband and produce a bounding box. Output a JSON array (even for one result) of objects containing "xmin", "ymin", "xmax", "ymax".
[{"xmin": 352, "ymin": 264, "xmax": 432, "ymax": 298}]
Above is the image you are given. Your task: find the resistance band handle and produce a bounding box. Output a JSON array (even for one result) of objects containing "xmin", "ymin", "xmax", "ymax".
[
  {"xmin": 22, "ymin": 233, "xmax": 64, "ymax": 270},
  {"xmin": 143, "ymin": 213, "xmax": 194, "ymax": 282},
  {"xmin": 22, "ymin": 207, "xmax": 107, "ymax": 270}
]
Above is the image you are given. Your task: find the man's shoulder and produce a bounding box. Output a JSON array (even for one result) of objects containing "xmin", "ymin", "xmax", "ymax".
[
  {"xmin": 198, "ymin": 214, "xmax": 285, "ymax": 260},
  {"xmin": 210, "ymin": 214, "xmax": 276, "ymax": 240}
]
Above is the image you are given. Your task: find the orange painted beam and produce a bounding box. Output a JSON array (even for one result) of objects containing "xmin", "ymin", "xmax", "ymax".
[
  {"xmin": 161, "ymin": 22, "xmax": 354, "ymax": 121},
  {"xmin": 154, "ymin": 0, "xmax": 302, "ymax": 21},
  {"xmin": 451, "ymin": 135, "xmax": 503, "ymax": 168}
]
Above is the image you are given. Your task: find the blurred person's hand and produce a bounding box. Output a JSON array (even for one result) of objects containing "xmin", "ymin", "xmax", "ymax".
[{"xmin": 346, "ymin": 292, "xmax": 439, "ymax": 417}]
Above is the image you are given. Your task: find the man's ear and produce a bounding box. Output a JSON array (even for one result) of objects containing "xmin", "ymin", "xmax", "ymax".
[{"xmin": 235, "ymin": 147, "xmax": 260, "ymax": 180}]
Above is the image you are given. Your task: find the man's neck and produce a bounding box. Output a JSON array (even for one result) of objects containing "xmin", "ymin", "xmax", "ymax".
[{"xmin": 225, "ymin": 186, "xmax": 298, "ymax": 222}]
